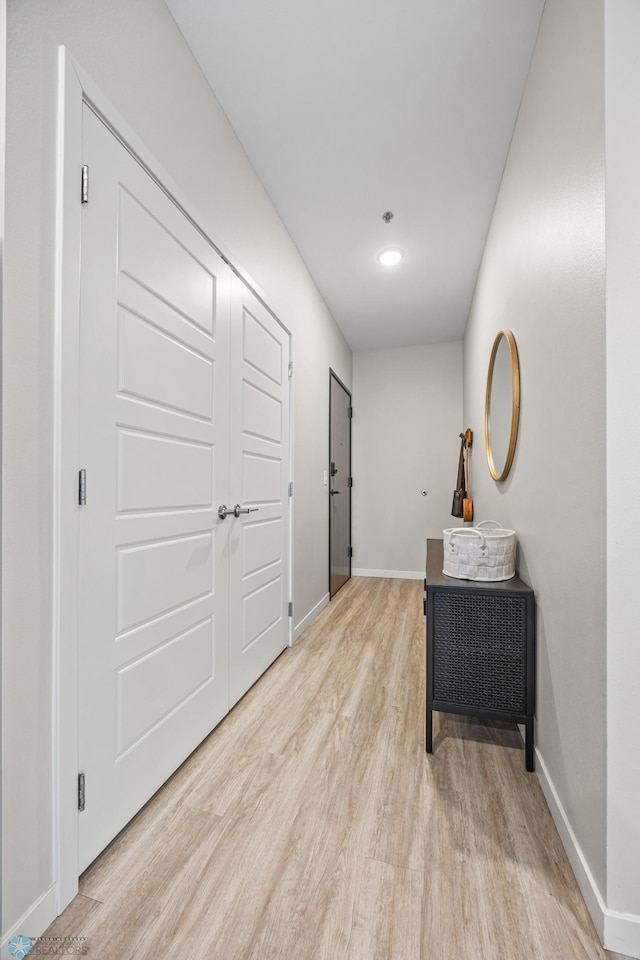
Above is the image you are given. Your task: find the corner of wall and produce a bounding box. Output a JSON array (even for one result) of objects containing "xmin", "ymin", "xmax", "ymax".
[{"xmin": 293, "ymin": 592, "xmax": 330, "ymax": 642}]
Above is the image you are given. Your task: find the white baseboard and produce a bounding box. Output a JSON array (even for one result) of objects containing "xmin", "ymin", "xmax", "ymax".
[
  {"xmin": 535, "ymin": 747, "xmax": 607, "ymax": 942},
  {"xmin": 535, "ymin": 745, "xmax": 640, "ymax": 959},
  {"xmin": 604, "ymin": 910, "xmax": 640, "ymax": 959},
  {"xmin": 526, "ymin": 748, "xmax": 640, "ymax": 957},
  {"xmin": 2, "ymin": 884, "xmax": 57, "ymax": 960},
  {"xmin": 293, "ymin": 592, "xmax": 330, "ymax": 641},
  {"xmin": 352, "ymin": 568, "xmax": 424, "ymax": 581},
  {"xmin": 519, "ymin": 746, "xmax": 640, "ymax": 958}
]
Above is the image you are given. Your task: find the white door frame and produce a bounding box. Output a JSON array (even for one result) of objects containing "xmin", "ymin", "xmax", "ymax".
[{"xmin": 53, "ymin": 47, "xmax": 293, "ymax": 914}]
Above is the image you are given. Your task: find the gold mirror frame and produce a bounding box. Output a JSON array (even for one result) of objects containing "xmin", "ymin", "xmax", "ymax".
[{"xmin": 484, "ymin": 330, "xmax": 520, "ymax": 482}]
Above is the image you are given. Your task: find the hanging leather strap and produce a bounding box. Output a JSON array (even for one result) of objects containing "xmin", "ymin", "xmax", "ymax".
[
  {"xmin": 451, "ymin": 433, "xmax": 467, "ymax": 518},
  {"xmin": 456, "ymin": 433, "xmax": 466, "ymax": 495}
]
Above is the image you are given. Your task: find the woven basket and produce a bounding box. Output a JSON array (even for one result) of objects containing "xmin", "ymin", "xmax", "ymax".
[{"xmin": 442, "ymin": 520, "xmax": 517, "ymax": 582}]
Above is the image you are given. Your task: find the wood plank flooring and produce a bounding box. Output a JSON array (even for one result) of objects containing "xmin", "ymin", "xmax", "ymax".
[{"xmin": 45, "ymin": 577, "xmax": 626, "ymax": 960}]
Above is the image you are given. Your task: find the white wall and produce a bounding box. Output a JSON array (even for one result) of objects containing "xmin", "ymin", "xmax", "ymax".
[
  {"xmin": 605, "ymin": 0, "xmax": 640, "ymax": 950},
  {"xmin": 0, "ymin": 0, "xmax": 5, "ymax": 940},
  {"xmin": 2, "ymin": 0, "xmax": 350, "ymax": 938},
  {"xmin": 352, "ymin": 343, "xmax": 463, "ymax": 578},
  {"xmin": 463, "ymin": 0, "xmax": 608, "ymax": 924}
]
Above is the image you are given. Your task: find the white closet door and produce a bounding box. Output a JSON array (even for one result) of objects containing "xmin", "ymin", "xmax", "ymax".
[
  {"xmin": 228, "ymin": 279, "xmax": 290, "ymax": 706},
  {"xmin": 77, "ymin": 106, "xmax": 231, "ymax": 870}
]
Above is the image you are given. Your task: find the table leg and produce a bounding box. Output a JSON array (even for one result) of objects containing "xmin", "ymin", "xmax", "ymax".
[{"xmin": 525, "ymin": 717, "xmax": 534, "ymax": 772}]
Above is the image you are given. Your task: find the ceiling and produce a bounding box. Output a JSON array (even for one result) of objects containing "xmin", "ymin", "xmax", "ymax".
[{"xmin": 165, "ymin": 0, "xmax": 545, "ymax": 351}]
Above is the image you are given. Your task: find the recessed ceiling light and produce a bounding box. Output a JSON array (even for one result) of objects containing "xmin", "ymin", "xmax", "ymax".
[{"xmin": 377, "ymin": 248, "xmax": 405, "ymax": 267}]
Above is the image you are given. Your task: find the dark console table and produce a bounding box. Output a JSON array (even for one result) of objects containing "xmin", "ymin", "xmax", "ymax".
[{"xmin": 425, "ymin": 538, "xmax": 536, "ymax": 771}]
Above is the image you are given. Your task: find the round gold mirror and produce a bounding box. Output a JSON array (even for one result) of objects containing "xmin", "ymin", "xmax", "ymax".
[{"xmin": 484, "ymin": 330, "xmax": 520, "ymax": 481}]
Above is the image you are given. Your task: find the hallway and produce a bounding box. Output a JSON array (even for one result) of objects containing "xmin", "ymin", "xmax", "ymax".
[{"xmin": 45, "ymin": 578, "xmax": 622, "ymax": 959}]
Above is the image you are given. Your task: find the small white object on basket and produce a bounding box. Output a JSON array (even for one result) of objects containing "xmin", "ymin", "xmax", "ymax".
[{"xmin": 442, "ymin": 520, "xmax": 516, "ymax": 581}]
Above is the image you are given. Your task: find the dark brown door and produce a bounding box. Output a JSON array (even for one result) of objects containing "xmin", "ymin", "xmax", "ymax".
[{"xmin": 329, "ymin": 370, "xmax": 352, "ymax": 597}]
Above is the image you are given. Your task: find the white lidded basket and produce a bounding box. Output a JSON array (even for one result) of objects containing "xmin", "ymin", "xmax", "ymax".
[{"xmin": 442, "ymin": 520, "xmax": 517, "ymax": 582}]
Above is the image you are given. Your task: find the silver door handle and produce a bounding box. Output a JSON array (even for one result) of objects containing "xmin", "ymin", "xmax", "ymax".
[
  {"xmin": 330, "ymin": 489, "xmax": 341, "ymax": 496},
  {"xmin": 233, "ymin": 504, "xmax": 259, "ymax": 518},
  {"xmin": 218, "ymin": 504, "xmax": 234, "ymax": 519}
]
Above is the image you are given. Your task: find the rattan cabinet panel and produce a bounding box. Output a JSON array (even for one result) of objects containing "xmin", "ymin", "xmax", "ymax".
[{"xmin": 425, "ymin": 539, "xmax": 536, "ymax": 771}]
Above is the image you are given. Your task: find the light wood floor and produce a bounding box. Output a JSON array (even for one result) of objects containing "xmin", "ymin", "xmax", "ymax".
[{"xmin": 46, "ymin": 577, "xmax": 626, "ymax": 960}]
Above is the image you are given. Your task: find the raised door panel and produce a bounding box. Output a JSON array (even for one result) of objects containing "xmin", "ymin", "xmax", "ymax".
[{"xmin": 117, "ymin": 309, "xmax": 215, "ymax": 421}]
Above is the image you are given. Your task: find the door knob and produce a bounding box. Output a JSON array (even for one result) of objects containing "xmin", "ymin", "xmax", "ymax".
[
  {"xmin": 330, "ymin": 489, "xmax": 341, "ymax": 496},
  {"xmin": 233, "ymin": 504, "xmax": 259, "ymax": 517},
  {"xmin": 218, "ymin": 504, "xmax": 234, "ymax": 519}
]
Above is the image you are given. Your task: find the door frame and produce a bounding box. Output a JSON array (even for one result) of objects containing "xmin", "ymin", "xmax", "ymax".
[
  {"xmin": 53, "ymin": 48, "xmax": 292, "ymax": 914},
  {"xmin": 328, "ymin": 369, "xmax": 352, "ymax": 597}
]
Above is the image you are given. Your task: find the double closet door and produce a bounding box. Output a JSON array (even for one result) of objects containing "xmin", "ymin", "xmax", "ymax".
[{"xmin": 77, "ymin": 106, "xmax": 290, "ymax": 871}]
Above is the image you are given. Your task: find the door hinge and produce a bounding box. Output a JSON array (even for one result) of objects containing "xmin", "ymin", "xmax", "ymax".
[
  {"xmin": 288, "ymin": 481, "xmax": 293, "ymax": 497},
  {"xmin": 288, "ymin": 601, "xmax": 293, "ymax": 618},
  {"xmin": 347, "ymin": 477, "xmax": 353, "ymax": 488},
  {"xmin": 288, "ymin": 361, "xmax": 293, "ymax": 379},
  {"xmin": 81, "ymin": 164, "xmax": 89, "ymax": 204},
  {"xmin": 347, "ymin": 546, "xmax": 353, "ymax": 558},
  {"xmin": 78, "ymin": 469, "xmax": 87, "ymax": 506},
  {"xmin": 78, "ymin": 772, "xmax": 86, "ymax": 812},
  {"xmin": 348, "ymin": 406, "xmax": 353, "ymax": 419}
]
